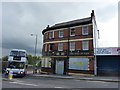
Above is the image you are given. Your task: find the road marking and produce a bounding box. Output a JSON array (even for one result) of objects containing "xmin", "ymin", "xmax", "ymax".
[
  {"xmin": 9, "ymin": 82, "xmax": 39, "ymax": 86},
  {"xmin": 87, "ymin": 81, "xmax": 109, "ymax": 83},
  {"xmin": 54, "ymin": 87, "xmax": 64, "ymax": 88}
]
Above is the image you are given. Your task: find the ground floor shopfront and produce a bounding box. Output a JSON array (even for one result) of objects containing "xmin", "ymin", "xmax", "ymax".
[
  {"xmin": 97, "ymin": 55, "xmax": 120, "ymax": 76},
  {"xmin": 96, "ymin": 47, "xmax": 120, "ymax": 76},
  {"xmin": 41, "ymin": 56, "xmax": 94, "ymax": 75}
]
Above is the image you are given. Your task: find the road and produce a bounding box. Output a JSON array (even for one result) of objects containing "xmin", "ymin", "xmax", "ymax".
[{"xmin": 2, "ymin": 74, "xmax": 119, "ymax": 89}]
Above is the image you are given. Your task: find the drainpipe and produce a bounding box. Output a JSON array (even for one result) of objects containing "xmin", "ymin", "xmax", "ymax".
[{"xmin": 66, "ymin": 27, "xmax": 70, "ymax": 75}]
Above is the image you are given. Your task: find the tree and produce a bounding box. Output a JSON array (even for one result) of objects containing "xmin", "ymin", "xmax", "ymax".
[
  {"xmin": 27, "ymin": 54, "xmax": 42, "ymax": 67},
  {"xmin": 2, "ymin": 56, "xmax": 8, "ymax": 61}
]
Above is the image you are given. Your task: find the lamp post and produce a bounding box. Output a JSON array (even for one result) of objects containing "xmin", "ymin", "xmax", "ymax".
[
  {"xmin": 31, "ymin": 34, "xmax": 38, "ymax": 57},
  {"xmin": 31, "ymin": 34, "xmax": 38, "ymax": 74}
]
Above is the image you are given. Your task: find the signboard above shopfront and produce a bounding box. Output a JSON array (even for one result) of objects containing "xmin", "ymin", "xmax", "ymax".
[{"xmin": 95, "ymin": 47, "xmax": 119, "ymax": 55}]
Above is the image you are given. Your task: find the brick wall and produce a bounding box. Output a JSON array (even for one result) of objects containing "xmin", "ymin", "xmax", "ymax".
[
  {"xmin": 43, "ymin": 24, "xmax": 94, "ymax": 53},
  {"xmin": 88, "ymin": 58, "xmax": 94, "ymax": 70},
  {"xmin": 75, "ymin": 41, "xmax": 82, "ymax": 50}
]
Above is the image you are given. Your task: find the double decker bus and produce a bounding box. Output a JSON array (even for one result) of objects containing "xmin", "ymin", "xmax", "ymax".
[{"xmin": 6, "ymin": 49, "xmax": 28, "ymax": 77}]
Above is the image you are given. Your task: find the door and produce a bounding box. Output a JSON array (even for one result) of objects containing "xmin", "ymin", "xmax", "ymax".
[{"xmin": 55, "ymin": 60, "xmax": 64, "ymax": 74}]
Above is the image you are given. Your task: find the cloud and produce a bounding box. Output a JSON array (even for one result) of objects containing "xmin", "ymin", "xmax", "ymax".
[
  {"xmin": 97, "ymin": 13, "xmax": 118, "ymax": 47},
  {"xmin": 2, "ymin": 2, "xmax": 118, "ymax": 57}
]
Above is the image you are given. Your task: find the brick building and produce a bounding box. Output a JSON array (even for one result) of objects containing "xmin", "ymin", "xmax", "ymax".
[{"xmin": 41, "ymin": 10, "xmax": 98, "ymax": 75}]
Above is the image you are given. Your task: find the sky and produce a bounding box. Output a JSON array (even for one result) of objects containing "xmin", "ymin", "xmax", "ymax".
[{"xmin": 1, "ymin": 0, "xmax": 119, "ymax": 57}]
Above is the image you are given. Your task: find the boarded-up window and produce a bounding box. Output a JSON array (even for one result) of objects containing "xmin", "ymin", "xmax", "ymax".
[{"xmin": 69, "ymin": 58, "xmax": 89, "ymax": 70}]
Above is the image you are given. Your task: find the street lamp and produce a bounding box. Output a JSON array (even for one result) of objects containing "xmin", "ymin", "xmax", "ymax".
[
  {"xmin": 31, "ymin": 34, "xmax": 38, "ymax": 57},
  {"xmin": 31, "ymin": 34, "xmax": 38, "ymax": 74}
]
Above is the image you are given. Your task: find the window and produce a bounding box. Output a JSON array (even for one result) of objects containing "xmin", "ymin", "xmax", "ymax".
[
  {"xmin": 70, "ymin": 28, "xmax": 75, "ymax": 36},
  {"xmin": 70, "ymin": 41, "xmax": 75, "ymax": 51},
  {"xmin": 10, "ymin": 51, "xmax": 26, "ymax": 57},
  {"xmin": 58, "ymin": 42, "xmax": 63, "ymax": 51},
  {"xmin": 49, "ymin": 32, "xmax": 53, "ymax": 39},
  {"xmin": 41, "ymin": 58, "xmax": 45, "ymax": 67},
  {"xmin": 82, "ymin": 26, "xmax": 89, "ymax": 35},
  {"xmin": 41, "ymin": 58, "xmax": 51, "ymax": 68},
  {"xmin": 59, "ymin": 30, "xmax": 64, "ymax": 38},
  {"xmin": 82, "ymin": 40, "xmax": 89, "ymax": 50},
  {"xmin": 45, "ymin": 33, "xmax": 48, "ymax": 39},
  {"xmin": 49, "ymin": 44, "xmax": 54, "ymax": 51},
  {"xmin": 19, "ymin": 51, "xmax": 26, "ymax": 57}
]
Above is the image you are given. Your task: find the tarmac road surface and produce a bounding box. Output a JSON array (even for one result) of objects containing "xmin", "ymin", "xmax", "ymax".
[{"xmin": 2, "ymin": 74, "xmax": 119, "ymax": 89}]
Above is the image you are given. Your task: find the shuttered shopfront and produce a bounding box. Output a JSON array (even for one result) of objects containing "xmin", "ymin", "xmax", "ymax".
[{"xmin": 96, "ymin": 47, "xmax": 120, "ymax": 76}]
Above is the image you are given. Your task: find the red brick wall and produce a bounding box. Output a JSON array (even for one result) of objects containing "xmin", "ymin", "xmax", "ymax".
[
  {"xmin": 75, "ymin": 27, "xmax": 82, "ymax": 35},
  {"xmin": 43, "ymin": 25, "xmax": 93, "ymax": 53},
  {"xmin": 54, "ymin": 31, "xmax": 59, "ymax": 38},
  {"xmin": 88, "ymin": 58, "xmax": 94, "ymax": 70},
  {"xmin": 89, "ymin": 40, "xmax": 93, "ymax": 50},
  {"xmin": 75, "ymin": 41, "xmax": 82, "ymax": 50},
  {"xmin": 89, "ymin": 25, "xmax": 93, "ymax": 35},
  {"xmin": 63, "ymin": 42, "xmax": 68, "ymax": 50},
  {"xmin": 54, "ymin": 43, "xmax": 58, "ymax": 51},
  {"xmin": 44, "ymin": 25, "xmax": 93, "ymax": 42},
  {"xmin": 64, "ymin": 29, "xmax": 69, "ymax": 37},
  {"xmin": 44, "ymin": 40, "xmax": 93, "ymax": 52}
]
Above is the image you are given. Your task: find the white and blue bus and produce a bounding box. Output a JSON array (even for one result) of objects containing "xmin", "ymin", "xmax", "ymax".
[{"xmin": 6, "ymin": 49, "xmax": 28, "ymax": 77}]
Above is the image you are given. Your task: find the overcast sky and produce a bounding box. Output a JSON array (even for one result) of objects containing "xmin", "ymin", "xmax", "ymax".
[{"xmin": 1, "ymin": 1, "xmax": 119, "ymax": 57}]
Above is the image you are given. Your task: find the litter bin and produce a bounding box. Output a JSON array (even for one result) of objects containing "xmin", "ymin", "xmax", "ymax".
[{"xmin": 8, "ymin": 71, "xmax": 13, "ymax": 80}]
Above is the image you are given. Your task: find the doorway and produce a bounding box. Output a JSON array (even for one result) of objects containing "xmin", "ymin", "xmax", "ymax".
[{"xmin": 55, "ymin": 60, "xmax": 64, "ymax": 74}]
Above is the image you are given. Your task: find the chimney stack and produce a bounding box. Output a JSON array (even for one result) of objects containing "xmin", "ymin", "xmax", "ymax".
[
  {"xmin": 91, "ymin": 10, "xmax": 95, "ymax": 17},
  {"xmin": 46, "ymin": 25, "xmax": 50, "ymax": 29}
]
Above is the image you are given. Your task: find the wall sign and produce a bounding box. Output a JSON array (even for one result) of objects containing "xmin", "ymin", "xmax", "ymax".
[{"xmin": 96, "ymin": 47, "xmax": 119, "ymax": 55}]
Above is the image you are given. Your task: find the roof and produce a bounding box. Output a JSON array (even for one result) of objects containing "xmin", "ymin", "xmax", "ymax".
[
  {"xmin": 42, "ymin": 17, "xmax": 92, "ymax": 34},
  {"xmin": 11, "ymin": 49, "xmax": 27, "ymax": 52}
]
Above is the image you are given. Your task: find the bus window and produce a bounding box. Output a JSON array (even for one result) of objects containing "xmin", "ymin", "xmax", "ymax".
[
  {"xmin": 19, "ymin": 51, "xmax": 26, "ymax": 57},
  {"xmin": 7, "ymin": 62, "xmax": 25, "ymax": 69},
  {"xmin": 10, "ymin": 51, "xmax": 26, "ymax": 57},
  {"xmin": 10, "ymin": 51, "xmax": 19, "ymax": 56}
]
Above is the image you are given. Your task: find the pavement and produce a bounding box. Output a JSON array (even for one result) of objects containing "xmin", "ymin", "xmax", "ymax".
[
  {"xmin": 31, "ymin": 72, "xmax": 120, "ymax": 82},
  {"xmin": 2, "ymin": 71, "xmax": 120, "ymax": 82}
]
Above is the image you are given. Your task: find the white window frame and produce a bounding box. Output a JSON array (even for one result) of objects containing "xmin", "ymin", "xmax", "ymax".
[
  {"xmin": 82, "ymin": 40, "xmax": 89, "ymax": 50},
  {"xmin": 82, "ymin": 26, "xmax": 89, "ymax": 35},
  {"xmin": 59, "ymin": 30, "xmax": 64, "ymax": 38},
  {"xmin": 70, "ymin": 28, "xmax": 75, "ymax": 36},
  {"xmin": 58, "ymin": 42, "xmax": 63, "ymax": 51},
  {"xmin": 70, "ymin": 41, "xmax": 75, "ymax": 51}
]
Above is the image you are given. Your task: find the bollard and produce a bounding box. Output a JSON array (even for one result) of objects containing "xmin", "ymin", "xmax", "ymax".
[{"xmin": 8, "ymin": 71, "xmax": 13, "ymax": 80}]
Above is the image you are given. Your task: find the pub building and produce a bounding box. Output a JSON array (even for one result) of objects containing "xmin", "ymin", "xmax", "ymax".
[{"xmin": 41, "ymin": 10, "xmax": 98, "ymax": 75}]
